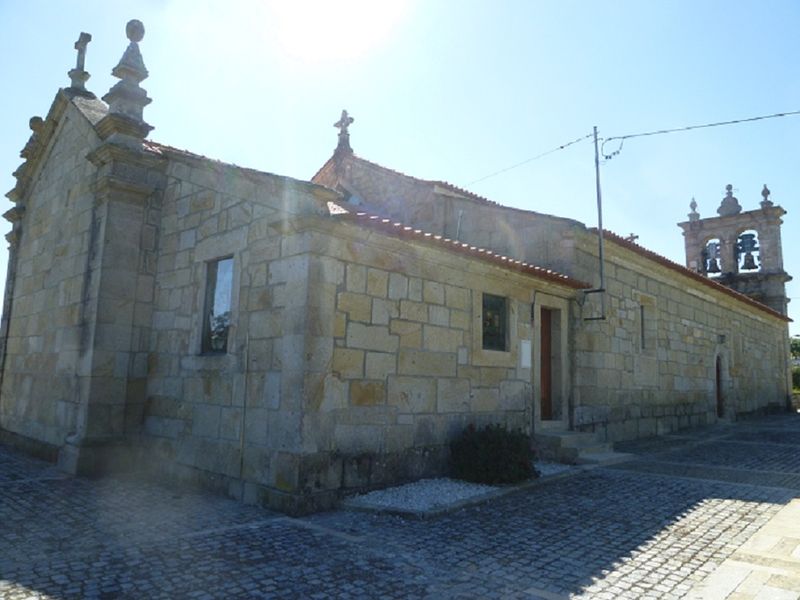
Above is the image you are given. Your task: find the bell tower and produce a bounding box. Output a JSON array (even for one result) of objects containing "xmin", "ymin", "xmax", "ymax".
[{"xmin": 678, "ymin": 184, "xmax": 791, "ymax": 316}]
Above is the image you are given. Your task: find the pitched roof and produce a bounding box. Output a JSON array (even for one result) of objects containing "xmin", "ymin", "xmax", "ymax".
[
  {"xmin": 65, "ymin": 103, "xmax": 790, "ymax": 321},
  {"xmin": 328, "ymin": 202, "xmax": 590, "ymax": 290},
  {"xmin": 71, "ymin": 94, "xmax": 108, "ymax": 125},
  {"xmin": 141, "ymin": 140, "xmax": 339, "ymax": 198},
  {"xmin": 596, "ymin": 228, "xmax": 791, "ymax": 322},
  {"xmin": 313, "ymin": 152, "xmax": 581, "ymax": 224},
  {"xmin": 318, "ymin": 151, "xmax": 789, "ymax": 322}
]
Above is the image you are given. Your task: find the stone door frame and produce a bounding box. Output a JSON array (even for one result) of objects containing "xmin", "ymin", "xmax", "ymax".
[{"xmin": 532, "ymin": 293, "xmax": 570, "ymax": 431}]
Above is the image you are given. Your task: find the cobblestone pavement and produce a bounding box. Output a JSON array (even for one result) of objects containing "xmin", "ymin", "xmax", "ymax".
[{"xmin": 2, "ymin": 413, "xmax": 800, "ymax": 599}]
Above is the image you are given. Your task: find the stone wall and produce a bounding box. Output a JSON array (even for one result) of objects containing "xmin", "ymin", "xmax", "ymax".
[
  {"xmin": 317, "ymin": 153, "xmax": 792, "ymax": 447},
  {"xmin": 314, "ymin": 155, "xmax": 581, "ymax": 275},
  {"xmin": 140, "ymin": 152, "xmax": 344, "ymax": 508},
  {"xmin": 0, "ymin": 101, "xmax": 101, "ymax": 446},
  {"xmin": 288, "ymin": 217, "xmax": 576, "ymax": 504},
  {"xmin": 141, "ymin": 162, "xmax": 579, "ymax": 511},
  {"xmin": 570, "ymin": 233, "xmax": 791, "ymax": 441},
  {"xmin": 3, "ymin": 104, "xmax": 790, "ymax": 514}
]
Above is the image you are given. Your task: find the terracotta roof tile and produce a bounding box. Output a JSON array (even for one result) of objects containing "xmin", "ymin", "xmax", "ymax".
[{"xmin": 328, "ymin": 202, "xmax": 590, "ymax": 290}]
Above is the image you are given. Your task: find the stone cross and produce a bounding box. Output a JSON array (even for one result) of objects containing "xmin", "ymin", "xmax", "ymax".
[
  {"xmin": 75, "ymin": 32, "xmax": 91, "ymax": 70},
  {"xmin": 334, "ymin": 110, "xmax": 354, "ymax": 136},
  {"xmin": 333, "ymin": 110, "xmax": 355, "ymax": 153},
  {"xmin": 68, "ymin": 32, "xmax": 92, "ymax": 91}
]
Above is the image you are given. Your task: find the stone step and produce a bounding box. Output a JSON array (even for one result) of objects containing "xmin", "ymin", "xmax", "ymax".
[
  {"xmin": 575, "ymin": 450, "xmax": 635, "ymax": 466},
  {"xmin": 533, "ymin": 430, "xmax": 614, "ymax": 464}
]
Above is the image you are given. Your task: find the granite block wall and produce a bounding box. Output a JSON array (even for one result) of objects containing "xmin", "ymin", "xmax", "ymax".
[
  {"xmin": 0, "ymin": 102, "xmax": 101, "ymax": 446},
  {"xmin": 571, "ymin": 235, "xmax": 790, "ymax": 441}
]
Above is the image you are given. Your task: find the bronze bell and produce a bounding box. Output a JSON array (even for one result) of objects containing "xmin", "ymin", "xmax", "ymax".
[
  {"xmin": 742, "ymin": 252, "xmax": 758, "ymax": 270},
  {"xmin": 704, "ymin": 240, "xmax": 721, "ymax": 274}
]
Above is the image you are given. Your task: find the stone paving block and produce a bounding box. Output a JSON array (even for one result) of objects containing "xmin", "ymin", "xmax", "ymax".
[{"xmin": 3, "ymin": 415, "xmax": 800, "ymax": 598}]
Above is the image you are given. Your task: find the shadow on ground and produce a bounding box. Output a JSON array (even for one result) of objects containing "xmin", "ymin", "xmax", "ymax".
[{"xmin": 1, "ymin": 413, "xmax": 799, "ymax": 599}]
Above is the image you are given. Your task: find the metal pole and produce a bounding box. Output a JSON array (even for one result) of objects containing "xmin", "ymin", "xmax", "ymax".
[{"xmin": 583, "ymin": 126, "xmax": 607, "ymax": 320}]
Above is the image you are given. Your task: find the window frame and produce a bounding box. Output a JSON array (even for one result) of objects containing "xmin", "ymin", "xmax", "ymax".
[
  {"xmin": 201, "ymin": 256, "xmax": 234, "ymax": 355},
  {"xmin": 636, "ymin": 292, "xmax": 657, "ymax": 356},
  {"xmin": 482, "ymin": 292, "xmax": 508, "ymax": 352}
]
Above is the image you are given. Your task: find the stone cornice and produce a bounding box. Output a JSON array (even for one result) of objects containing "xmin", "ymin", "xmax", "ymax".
[
  {"xmin": 86, "ymin": 140, "xmax": 164, "ymax": 170},
  {"xmin": 678, "ymin": 204, "xmax": 787, "ymax": 233},
  {"xmin": 95, "ymin": 113, "xmax": 152, "ymax": 142},
  {"xmin": 87, "ymin": 141, "xmax": 166, "ymax": 205}
]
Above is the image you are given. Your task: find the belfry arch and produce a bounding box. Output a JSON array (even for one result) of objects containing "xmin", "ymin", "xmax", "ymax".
[{"xmin": 678, "ymin": 184, "xmax": 791, "ymax": 316}]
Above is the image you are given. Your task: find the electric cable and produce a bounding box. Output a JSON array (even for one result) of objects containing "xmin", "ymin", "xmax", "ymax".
[
  {"xmin": 468, "ymin": 132, "xmax": 593, "ymax": 185},
  {"xmin": 602, "ymin": 109, "xmax": 800, "ymax": 160}
]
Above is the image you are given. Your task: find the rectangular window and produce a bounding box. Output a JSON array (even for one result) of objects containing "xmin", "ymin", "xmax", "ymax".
[
  {"xmin": 640, "ymin": 304, "xmax": 646, "ymax": 350},
  {"xmin": 637, "ymin": 295, "xmax": 657, "ymax": 355},
  {"xmin": 482, "ymin": 293, "xmax": 507, "ymax": 351},
  {"xmin": 202, "ymin": 257, "xmax": 233, "ymax": 354}
]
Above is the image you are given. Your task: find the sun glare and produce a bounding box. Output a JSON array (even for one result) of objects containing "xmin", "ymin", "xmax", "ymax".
[{"xmin": 265, "ymin": 0, "xmax": 414, "ymax": 65}]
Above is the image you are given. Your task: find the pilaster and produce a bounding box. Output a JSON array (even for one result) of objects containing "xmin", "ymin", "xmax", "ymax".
[{"xmin": 58, "ymin": 19, "xmax": 166, "ymax": 475}]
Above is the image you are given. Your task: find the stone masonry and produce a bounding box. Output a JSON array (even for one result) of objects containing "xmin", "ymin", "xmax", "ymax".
[
  {"xmin": 314, "ymin": 142, "xmax": 792, "ymax": 445},
  {"xmin": 0, "ymin": 21, "xmax": 792, "ymax": 513}
]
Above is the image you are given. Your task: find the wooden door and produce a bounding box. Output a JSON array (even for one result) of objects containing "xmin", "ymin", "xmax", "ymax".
[{"xmin": 541, "ymin": 308, "xmax": 553, "ymax": 420}]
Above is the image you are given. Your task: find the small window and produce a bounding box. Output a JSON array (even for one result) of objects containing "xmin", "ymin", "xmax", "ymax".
[
  {"xmin": 482, "ymin": 293, "xmax": 507, "ymax": 351},
  {"xmin": 640, "ymin": 304, "xmax": 647, "ymax": 350},
  {"xmin": 638, "ymin": 296, "xmax": 657, "ymax": 355},
  {"xmin": 202, "ymin": 257, "xmax": 233, "ymax": 354}
]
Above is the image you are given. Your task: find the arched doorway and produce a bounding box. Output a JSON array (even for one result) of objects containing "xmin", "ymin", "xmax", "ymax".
[{"xmin": 716, "ymin": 356, "xmax": 724, "ymax": 418}]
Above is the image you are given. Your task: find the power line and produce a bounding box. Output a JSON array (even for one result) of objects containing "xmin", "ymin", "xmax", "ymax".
[
  {"xmin": 602, "ymin": 109, "xmax": 800, "ymax": 160},
  {"xmin": 467, "ymin": 108, "xmax": 800, "ymax": 185},
  {"xmin": 468, "ymin": 133, "xmax": 593, "ymax": 185}
]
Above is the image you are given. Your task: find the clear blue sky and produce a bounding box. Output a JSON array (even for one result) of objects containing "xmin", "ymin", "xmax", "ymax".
[{"xmin": 1, "ymin": 0, "xmax": 798, "ymax": 335}]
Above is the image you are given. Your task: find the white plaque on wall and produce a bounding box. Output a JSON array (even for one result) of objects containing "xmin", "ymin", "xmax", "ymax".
[{"xmin": 520, "ymin": 340, "xmax": 531, "ymax": 369}]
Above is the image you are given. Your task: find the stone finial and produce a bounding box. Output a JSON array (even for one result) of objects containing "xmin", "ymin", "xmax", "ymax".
[
  {"xmin": 760, "ymin": 184, "xmax": 773, "ymax": 208},
  {"xmin": 717, "ymin": 184, "xmax": 742, "ymax": 217},
  {"xmin": 102, "ymin": 20, "xmax": 151, "ymax": 122},
  {"xmin": 67, "ymin": 32, "xmax": 93, "ymax": 95},
  {"xmin": 334, "ymin": 109, "xmax": 354, "ymax": 153},
  {"xmin": 20, "ymin": 117, "xmax": 44, "ymax": 160},
  {"xmin": 688, "ymin": 197, "xmax": 699, "ymax": 221},
  {"xmin": 98, "ymin": 19, "xmax": 152, "ymax": 142}
]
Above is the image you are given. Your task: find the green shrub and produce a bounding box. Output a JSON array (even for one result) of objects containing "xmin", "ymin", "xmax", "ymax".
[
  {"xmin": 449, "ymin": 423, "xmax": 536, "ymax": 484},
  {"xmin": 793, "ymin": 366, "xmax": 800, "ymax": 393}
]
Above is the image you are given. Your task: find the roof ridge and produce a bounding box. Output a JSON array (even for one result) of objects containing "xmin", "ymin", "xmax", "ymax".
[
  {"xmin": 348, "ymin": 152, "xmax": 502, "ymax": 205},
  {"xmin": 332, "ymin": 152, "xmax": 580, "ymax": 222},
  {"xmin": 144, "ymin": 140, "xmax": 341, "ymax": 195}
]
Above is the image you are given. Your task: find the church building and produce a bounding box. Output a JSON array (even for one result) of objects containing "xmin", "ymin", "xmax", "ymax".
[{"xmin": 0, "ymin": 21, "xmax": 792, "ymax": 513}]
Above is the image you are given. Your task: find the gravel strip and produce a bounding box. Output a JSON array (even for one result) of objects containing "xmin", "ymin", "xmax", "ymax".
[
  {"xmin": 346, "ymin": 462, "xmax": 576, "ymax": 513},
  {"xmin": 347, "ymin": 478, "xmax": 497, "ymax": 512}
]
